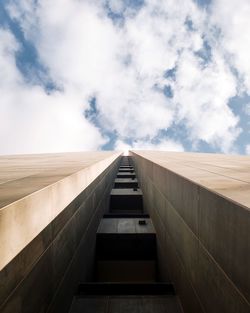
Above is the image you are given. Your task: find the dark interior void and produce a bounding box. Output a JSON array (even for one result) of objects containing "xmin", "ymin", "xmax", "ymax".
[{"xmin": 68, "ymin": 156, "xmax": 183, "ymax": 313}]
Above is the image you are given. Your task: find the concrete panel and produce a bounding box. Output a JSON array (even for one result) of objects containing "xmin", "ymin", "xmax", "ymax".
[
  {"xmin": 199, "ymin": 188, "xmax": 250, "ymax": 304},
  {"xmin": 167, "ymin": 173, "xmax": 199, "ymax": 235},
  {"xmin": 97, "ymin": 261, "xmax": 156, "ymax": 282},
  {"xmin": 0, "ymin": 223, "xmax": 52, "ymax": 306},
  {"xmin": 108, "ymin": 296, "xmax": 183, "ymax": 313},
  {"xmin": 0, "ymin": 152, "xmax": 121, "ymax": 313},
  {"xmin": 51, "ymin": 215, "xmax": 77, "ymax": 292},
  {"xmin": 131, "ymin": 151, "xmax": 250, "ymax": 208},
  {"xmin": 48, "ymin": 166, "xmax": 119, "ymax": 313},
  {"xmin": 1, "ymin": 245, "xmax": 54, "ymax": 313},
  {"xmin": 114, "ymin": 178, "xmax": 139, "ymax": 189},
  {"xmin": 195, "ymin": 244, "xmax": 250, "ymax": 313},
  {"xmin": 131, "ymin": 150, "xmax": 250, "ymax": 313},
  {"xmin": 156, "ymin": 241, "xmax": 170, "ymax": 282},
  {"xmin": 48, "ymin": 162, "xmax": 120, "ymax": 312},
  {"xmin": 165, "ymin": 230, "xmax": 204, "ymax": 313},
  {"xmin": 165, "ymin": 199, "xmax": 199, "ymax": 286},
  {"xmin": 69, "ymin": 297, "xmax": 107, "ymax": 313},
  {"xmin": 0, "ymin": 151, "xmax": 121, "ymax": 271},
  {"xmin": 69, "ymin": 296, "xmax": 183, "ymax": 313},
  {"xmin": 110, "ymin": 189, "xmax": 143, "ymax": 212},
  {"xmin": 151, "ymin": 184, "xmax": 166, "ymax": 227}
]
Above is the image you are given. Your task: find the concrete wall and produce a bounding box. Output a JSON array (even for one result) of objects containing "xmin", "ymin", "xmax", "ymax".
[
  {"xmin": 0, "ymin": 152, "xmax": 121, "ymax": 313},
  {"xmin": 131, "ymin": 151, "xmax": 250, "ymax": 313}
]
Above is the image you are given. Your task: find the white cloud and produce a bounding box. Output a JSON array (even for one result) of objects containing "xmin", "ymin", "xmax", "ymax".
[
  {"xmin": 115, "ymin": 138, "xmax": 184, "ymax": 152},
  {"xmin": 0, "ymin": 28, "xmax": 105, "ymax": 155},
  {"xmin": 106, "ymin": 0, "xmax": 125, "ymax": 15},
  {"xmin": 210, "ymin": 0, "xmax": 250, "ymax": 93},
  {"xmin": 246, "ymin": 145, "xmax": 250, "ymax": 155},
  {"xmin": 0, "ymin": 28, "xmax": 21, "ymax": 85},
  {"xmin": 6, "ymin": 0, "xmax": 177, "ymax": 141},
  {"xmin": 244, "ymin": 103, "xmax": 250, "ymax": 116},
  {"xmin": 173, "ymin": 50, "xmax": 240, "ymax": 152},
  {"xmin": 1, "ymin": 0, "xmax": 247, "ymax": 154}
]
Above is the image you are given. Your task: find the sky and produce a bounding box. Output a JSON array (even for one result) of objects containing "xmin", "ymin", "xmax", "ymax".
[{"xmin": 0, "ymin": 0, "xmax": 249, "ymax": 155}]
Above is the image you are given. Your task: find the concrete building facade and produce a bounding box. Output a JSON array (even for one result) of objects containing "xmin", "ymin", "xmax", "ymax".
[
  {"xmin": 131, "ymin": 151, "xmax": 250, "ymax": 313},
  {"xmin": 0, "ymin": 151, "xmax": 250, "ymax": 313},
  {"xmin": 0, "ymin": 152, "xmax": 121, "ymax": 313}
]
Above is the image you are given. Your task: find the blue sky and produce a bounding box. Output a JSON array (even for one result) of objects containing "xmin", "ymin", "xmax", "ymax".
[{"xmin": 0, "ymin": 0, "xmax": 249, "ymax": 154}]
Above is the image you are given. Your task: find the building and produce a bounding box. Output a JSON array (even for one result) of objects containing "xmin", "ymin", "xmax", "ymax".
[{"xmin": 0, "ymin": 151, "xmax": 250, "ymax": 313}]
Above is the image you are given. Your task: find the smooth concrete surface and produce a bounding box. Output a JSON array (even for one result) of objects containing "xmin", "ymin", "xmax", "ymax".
[
  {"xmin": 118, "ymin": 169, "xmax": 135, "ymax": 173},
  {"xmin": 131, "ymin": 150, "xmax": 250, "ymax": 313},
  {"xmin": 110, "ymin": 189, "xmax": 143, "ymax": 196},
  {"xmin": 69, "ymin": 296, "xmax": 183, "ymax": 313},
  {"xmin": 0, "ymin": 151, "xmax": 121, "ymax": 313},
  {"xmin": 97, "ymin": 261, "xmax": 156, "ymax": 282},
  {"xmin": 97, "ymin": 218, "xmax": 155, "ymax": 234},
  {"xmin": 0, "ymin": 151, "xmax": 120, "ymax": 270},
  {"xmin": 110, "ymin": 189, "xmax": 143, "ymax": 212},
  {"xmin": 116, "ymin": 173, "xmax": 136, "ymax": 179},
  {"xmin": 96, "ymin": 218, "xmax": 156, "ymax": 261},
  {"xmin": 96, "ymin": 218, "xmax": 156, "ymax": 283},
  {"xmin": 114, "ymin": 178, "xmax": 138, "ymax": 189},
  {"xmin": 131, "ymin": 151, "xmax": 250, "ymax": 209}
]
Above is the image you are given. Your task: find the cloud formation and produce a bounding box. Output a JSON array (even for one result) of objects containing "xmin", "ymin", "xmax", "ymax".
[
  {"xmin": 0, "ymin": 28, "xmax": 105, "ymax": 154},
  {"xmin": 0, "ymin": 0, "xmax": 249, "ymax": 154}
]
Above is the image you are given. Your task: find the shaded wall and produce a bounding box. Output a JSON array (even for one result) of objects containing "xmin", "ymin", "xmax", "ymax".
[
  {"xmin": 0, "ymin": 156, "xmax": 120, "ymax": 313},
  {"xmin": 131, "ymin": 151, "xmax": 250, "ymax": 313}
]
